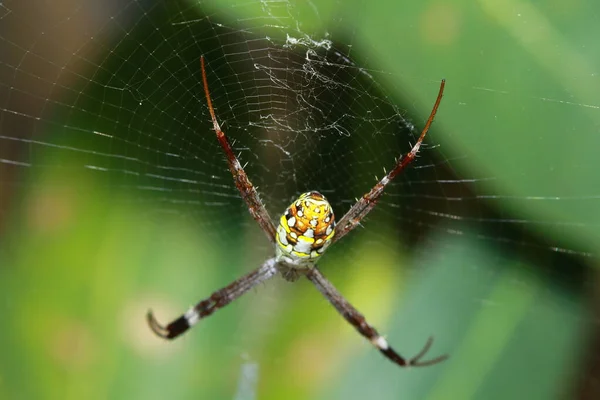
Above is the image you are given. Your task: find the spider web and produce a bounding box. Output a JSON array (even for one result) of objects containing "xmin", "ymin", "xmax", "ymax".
[{"xmin": 0, "ymin": 1, "xmax": 598, "ymax": 399}]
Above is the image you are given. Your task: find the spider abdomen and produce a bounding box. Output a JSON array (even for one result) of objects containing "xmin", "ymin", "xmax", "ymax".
[{"xmin": 275, "ymin": 191, "xmax": 335, "ymax": 265}]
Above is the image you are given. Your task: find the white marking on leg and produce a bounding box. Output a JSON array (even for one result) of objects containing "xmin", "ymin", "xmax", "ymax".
[
  {"xmin": 411, "ymin": 142, "xmax": 421, "ymax": 155},
  {"xmin": 372, "ymin": 336, "xmax": 389, "ymax": 350},
  {"xmin": 381, "ymin": 176, "xmax": 390, "ymax": 185},
  {"xmin": 185, "ymin": 307, "xmax": 200, "ymax": 326},
  {"xmin": 232, "ymin": 159, "xmax": 242, "ymax": 171}
]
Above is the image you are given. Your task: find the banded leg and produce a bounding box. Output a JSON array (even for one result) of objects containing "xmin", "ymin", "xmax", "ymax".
[
  {"xmin": 333, "ymin": 80, "xmax": 445, "ymax": 244},
  {"xmin": 305, "ymin": 267, "xmax": 447, "ymax": 367},
  {"xmin": 200, "ymin": 56, "xmax": 277, "ymax": 243},
  {"xmin": 148, "ymin": 258, "xmax": 278, "ymax": 339}
]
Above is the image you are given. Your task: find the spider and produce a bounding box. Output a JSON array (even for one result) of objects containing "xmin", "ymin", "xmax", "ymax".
[{"xmin": 147, "ymin": 56, "xmax": 447, "ymax": 368}]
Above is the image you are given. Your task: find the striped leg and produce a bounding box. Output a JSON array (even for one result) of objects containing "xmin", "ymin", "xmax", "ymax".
[
  {"xmin": 148, "ymin": 258, "xmax": 278, "ymax": 339},
  {"xmin": 200, "ymin": 56, "xmax": 277, "ymax": 243},
  {"xmin": 305, "ymin": 267, "xmax": 447, "ymax": 367},
  {"xmin": 332, "ymin": 80, "xmax": 445, "ymax": 244}
]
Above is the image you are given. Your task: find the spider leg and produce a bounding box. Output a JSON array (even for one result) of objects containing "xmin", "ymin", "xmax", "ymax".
[
  {"xmin": 305, "ymin": 267, "xmax": 447, "ymax": 367},
  {"xmin": 200, "ymin": 56, "xmax": 277, "ymax": 243},
  {"xmin": 148, "ymin": 258, "xmax": 278, "ymax": 339},
  {"xmin": 333, "ymin": 80, "xmax": 445, "ymax": 244}
]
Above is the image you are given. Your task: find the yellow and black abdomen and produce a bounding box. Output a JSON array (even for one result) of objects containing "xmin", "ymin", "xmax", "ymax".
[{"xmin": 275, "ymin": 191, "xmax": 335, "ymax": 265}]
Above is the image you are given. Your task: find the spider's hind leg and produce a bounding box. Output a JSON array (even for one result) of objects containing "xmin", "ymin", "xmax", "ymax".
[
  {"xmin": 305, "ymin": 267, "xmax": 447, "ymax": 368},
  {"xmin": 147, "ymin": 258, "xmax": 278, "ymax": 340}
]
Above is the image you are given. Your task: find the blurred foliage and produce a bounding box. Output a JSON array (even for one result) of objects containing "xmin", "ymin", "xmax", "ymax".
[{"xmin": 0, "ymin": 0, "xmax": 596, "ymax": 400}]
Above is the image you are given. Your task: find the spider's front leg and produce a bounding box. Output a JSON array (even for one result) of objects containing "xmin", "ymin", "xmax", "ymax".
[
  {"xmin": 305, "ymin": 267, "xmax": 447, "ymax": 367},
  {"xmin": 333, "ymin": 80, "xmax": 445, "ymax": 243},
  {"xmin": 200, "ymin": 56, "xmax": 277, "ymax": 243},
  {"xmin": 148, "ymin": 258, "xmax": 278, "ymax": 339}
]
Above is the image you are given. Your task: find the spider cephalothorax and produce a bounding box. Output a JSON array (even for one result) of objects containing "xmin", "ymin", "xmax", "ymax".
[
  {"xmin": 147, "ymin": 57, "xmax": 448, "ymax": 368},
  {"xmin": 276, "ymin": 191, "xmax": 335, "ymax": 267}
]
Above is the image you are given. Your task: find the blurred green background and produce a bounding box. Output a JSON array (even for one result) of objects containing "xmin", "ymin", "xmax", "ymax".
[{"xmin": 0, "ymin": 0, "xmax": 598, "ymax": 399}]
